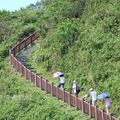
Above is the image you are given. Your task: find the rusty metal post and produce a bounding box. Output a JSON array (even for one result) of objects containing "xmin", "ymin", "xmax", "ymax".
[
  {"xmin": 34, "ymin": 74, "xmax": 37, "ymax": 87},
  {"xmin": 102, "ymin": 110, "xmax": 105, "ymax": 120},
  {"xmin": 95, "ymin": 106, "xmax": 98, "ymax": 120},
  {"xmin": 29, "ymin": 70, "xmax": 31, "ymax": 81},
  {"xmin": 75, "ymin": 96, "xmax": 78, "ymax": 110},
  {"xmin": 89, "ymin": 102, "xmax": 92, "ymax": 118},
  {"xmin": 20, "ymin": 62, "xmax": 22, "ymax": 75},
  {"xmin": 63, "ymin": 90, "xmax": 65, "ymax": 102},
  {"xmin": 40, "ymin": 76, "xmax": 42, "ymax": 89},
  {"xmin": 45, "ymin": 80, "xmax": 48, "ymax": 93},
  {"xmin": 56, "ymin": 87, "xmax": 59, "ymax": 99},
  {"xmin": 16, "ymin": 59, "xmax": 19, "ymax": 72},
  {"xmin": 109, "ymin": 114, "xmax": 112, "ymax": 120},
  {"xmin": 14, "ymin": 58, "xmax": 17, "ymax": 70},
  {"xmin": 68, "ymin": 92, "xmax": 71, "ymax": 106},
  {"xmin": 25, "ymin": 68, "xmax": 27, "ymax": 80},
  {"xmin": 51, "ymin": 83, "xmax": 54, "ymax": 96},
  {"xmin": 82, "ymin": 100, "xmax": 84, "ymax": 113}
]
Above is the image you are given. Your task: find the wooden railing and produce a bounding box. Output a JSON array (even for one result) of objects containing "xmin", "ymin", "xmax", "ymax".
[{"xmin": 9, "ymin": 32, "xmax": 118, "ymax": 120}]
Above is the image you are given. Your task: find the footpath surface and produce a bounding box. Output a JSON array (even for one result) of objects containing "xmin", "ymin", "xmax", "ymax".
[{"xmin": 17, "ymin": 44, "xmax": 36, "ymax": 71}]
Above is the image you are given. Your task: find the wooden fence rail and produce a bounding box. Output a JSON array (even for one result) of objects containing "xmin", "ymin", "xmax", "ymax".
[{"xmin": 9, "ymin": 32, "xmax": 118, "ymax": 120}]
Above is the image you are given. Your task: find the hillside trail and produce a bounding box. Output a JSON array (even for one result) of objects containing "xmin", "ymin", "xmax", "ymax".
[
  {"xmin": 16, "ymin": 43, "xmax": 95, "ymax": 120},
  {"xmin": 15, "ymin": 40, "xmax": 119, "ymax": 120}
]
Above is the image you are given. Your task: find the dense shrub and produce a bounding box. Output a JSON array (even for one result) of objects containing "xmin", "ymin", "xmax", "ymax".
[{"xmin": 29, "ymin": 0, "xmax": 120, "ymax": 118}]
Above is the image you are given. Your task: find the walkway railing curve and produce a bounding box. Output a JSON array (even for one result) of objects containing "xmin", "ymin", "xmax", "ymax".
[{"xmin": 9, "ymin": 32, "xmax": 118, "ymax": 120}]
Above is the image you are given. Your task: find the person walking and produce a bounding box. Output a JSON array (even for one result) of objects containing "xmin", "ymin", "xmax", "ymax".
[
  {"xmin": 90, "ymin": 88, "xmax": 97, "ymax": 106},
  {"xmin": 72, "ymin": 80, "xmax": 80, "ymax": 96},
  {"xmin": 104, "ymin": 96, "xmax": 111, "ymax": 114},
  {"xmin": 58, "ymin": 74, "xmax": 65, "ymax": 89}
]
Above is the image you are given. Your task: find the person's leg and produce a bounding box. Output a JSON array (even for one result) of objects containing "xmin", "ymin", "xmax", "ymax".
[
  {"xmin": 76, "ymin": 91, "xmax": 78, "ymax": 97},
  {"xmin": 61, "ymin": 83, "xmax": 64, "ymax": 89},
  {"xmin": 92, "ymin": 100, "xmax": 96, "ymax": 106},
  {"xmin": 106, "ymin": 107, "xmax": 109, "ymax": 114},
  {"xmin": 62, "ymin": 83, "xmax": 64, "ymax": 88},
  {"xmin": 58, "ymin": 83, "xmax": 61, "ymax": 87},
  {"xmin": 106, "ymin": 104, "xmax": 110, "ymax": 114},
  {"xmin": 73, "ymin": 90, "xmax": 76, "ymax": 95}
]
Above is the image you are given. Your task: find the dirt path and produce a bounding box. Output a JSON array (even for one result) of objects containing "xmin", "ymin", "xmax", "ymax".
[{"xmin": 17, "ymin": 44, "xmax": 37, "ymax": 71}]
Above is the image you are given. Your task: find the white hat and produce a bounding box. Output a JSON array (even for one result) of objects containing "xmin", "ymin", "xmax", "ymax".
[
  {"xmin": 90, "ymin": 88, "xmax": 93, "ymax": 91},
  {"xmin": 73, "ymin": 80, "xmax": 76, "ymax": 83}
]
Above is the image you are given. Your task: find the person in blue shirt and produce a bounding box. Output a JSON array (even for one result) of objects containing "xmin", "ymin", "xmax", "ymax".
[{"xmin": 90, "ymin": 88, "xmax": 97, "ymax": 106}]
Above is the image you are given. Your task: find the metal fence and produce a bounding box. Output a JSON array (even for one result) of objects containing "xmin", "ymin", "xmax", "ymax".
[{"xmin": 9, "ymin": 32, "xmax": 118, "ymax": 120}]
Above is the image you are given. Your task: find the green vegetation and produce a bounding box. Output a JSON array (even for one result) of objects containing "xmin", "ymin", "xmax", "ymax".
[
  {"xmin": 0, "ymin": 0, "xmax": 120, "ymax": 119},
  {"xmin": 29, "ymin": 0, "xmax": 120, "ymax": 118},
  {"xmin": 0, "ymin": 1, "xmax": 93, "ymax": 120}
]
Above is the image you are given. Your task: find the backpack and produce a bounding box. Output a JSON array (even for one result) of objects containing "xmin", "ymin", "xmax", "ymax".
[{"xmin": 76, "ymin": 85, "xmax": 80, "ymax": 93}]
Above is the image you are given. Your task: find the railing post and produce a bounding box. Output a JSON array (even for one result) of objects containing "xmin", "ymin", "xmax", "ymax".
[
  {"xmin": 28, "ymin": 70, "xmax": 31, "ymax": 81},
  {"xmin": 82, "ymin": 100, "xmax": 84, "ymax": 113},
  {"xmin": 20, "ymin": 62, "xmax": 22, "ymax": 75},
  {"xmin": 45, "ymin": 80, "xmax": 48, "ymax": 93},
  {"xmin": 21, "ymin": 64, "xmax": 23, "ymax": 76},
  {"xmin": 57, "ymin": 87, "xmax": 59, "ymax": 99},
  {"xmin": 102, "ymin": 110, "xmax": 105, "ymax": 120},
  {"xmin": 16, "ymin": 60, "xmax": 19, "ymax": 72},
  {"xmin": 51, "ymin": 83, "xmax": 54, "ymax": 96},
  {"xmin": 89, "ymin": 101, "xmax": 92, "ymax": 118},
  {"xmin": 63, "ymin": 90, "xmax": 65, "ymax": 102},
  {"xmin": 95, "ymin": 106, "xmax": 98, "ymax": 120},
  {"xmin": 69, "ymin": 92, "xmax": 71, "ymax": 106},
  {"xmin": 109, "ymin": 114, "xmax": 112, "ymax": 120},
  {"xmin": 40, "ymin": 77, "xmax": 42, "ymax": 89},
  {"xmin": 14, "ymin": 58, "xmax": 17, "ymax": 70},
  {"xmin": 34, "ymin": 74, "xmax": 37, "ymax": 87},
  {"xmin": 13, "ymin": 57, "xmax": 15, "ymax": 68},
  {"xmin": 25, "ymin": 68, "xmax": 27, "ymax": 80},
  {"xmin": 23, "ymin": 66, "xmax": 26, "ymax": 78},
  {"xmin": 75, "ymin": 96, "xmax": 78, "ymax": 110}
]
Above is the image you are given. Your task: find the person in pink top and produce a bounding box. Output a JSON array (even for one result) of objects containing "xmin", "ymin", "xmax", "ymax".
[{"xmin": 104, "ymin": 97, "xmax": 111, "ymax": 114}]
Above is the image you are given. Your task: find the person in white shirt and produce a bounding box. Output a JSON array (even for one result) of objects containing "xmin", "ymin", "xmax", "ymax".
[
  {"xmin": 72, "ymin": 80, "xmax": 77, "ymax": 95},
  {"xmin": 90, "ymin": 88, "xmax": 97, "ymax": 106},
  {"xmin": 58, "ymin": 74, "xmax": 65, "ymax": 89},
  {"xmin": 72, "ymin": 80, "xmax": 80, "ymax": 96}
]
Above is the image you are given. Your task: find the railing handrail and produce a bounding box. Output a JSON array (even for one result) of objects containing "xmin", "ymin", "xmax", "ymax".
[{"xmin": 9, "ymin": 31, "xmax": 118, "ymax": 120}]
